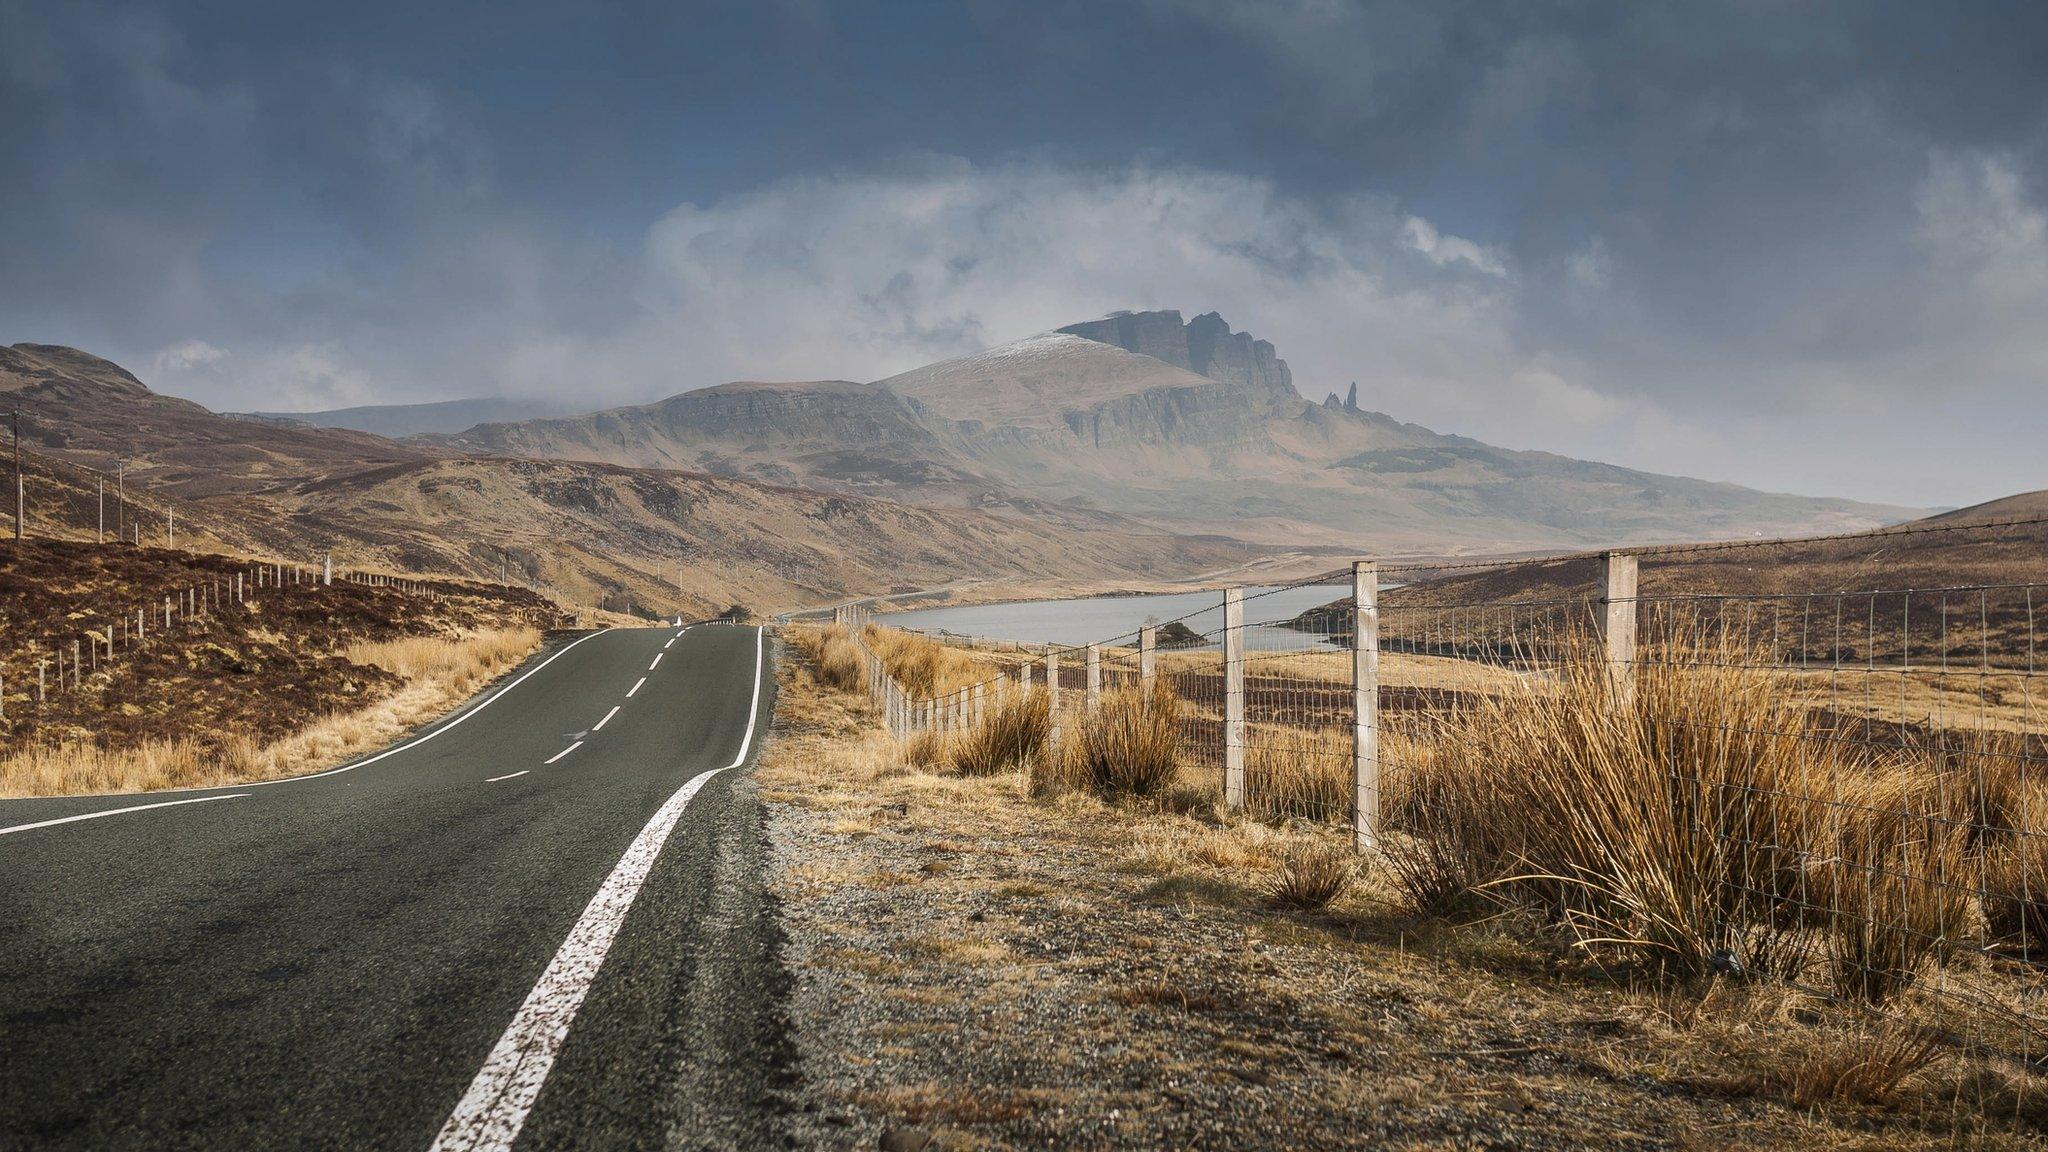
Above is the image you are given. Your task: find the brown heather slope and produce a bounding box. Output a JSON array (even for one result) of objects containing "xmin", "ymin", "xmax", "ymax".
[
  {"xmin": 430, "ymin": 311, "xmax": 1920, "ymax": 553},
  {"xmin": 3, "ymin": 343, "xmax": 1247, "ymax": 616},
  {"xmin": 1381, "ymin": 491, "xmax": 2048, "ymax": 608},
  {"xmin": 0, "ymin": 537, "xmax": 560, "ymax": 792}
]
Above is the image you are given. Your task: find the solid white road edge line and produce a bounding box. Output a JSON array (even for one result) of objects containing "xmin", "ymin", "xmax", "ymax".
[
  {"xmin": 648, "ymin": 652, "xmax": 663, "ymax": 670},
  {"xmin": 485, "ymin": 771, "xmax": 529, "ymax": 784},
  {"xmin": 429, "ymin": 625, "xmax": 766, "ymax": 1152},
  {"xmin": 626, "ymin": 677, "xmax": 646, "ymax": 698},
  {"xmin": 0, "ymin": 794, "xmax": 250, "ymax": 838},
  {"xmin": 592, "ymin": 705, "xmax": 622, "ymax": 732},
  {"xmin": 542, "ymin": 741, "xmax": 583, "ymax": 765}
]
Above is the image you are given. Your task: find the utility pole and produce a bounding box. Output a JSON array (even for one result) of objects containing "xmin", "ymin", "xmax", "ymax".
[
  {"xmin": 97, "ymin": 476, "xmax": 104, "ymax": 543},
  {"xmin": 12, "ymin": 410, "xmax": 21, "ymax": 545},
  {"xmin": 116, "ymin": 461, "xmax": 124, "ymax": 540},
  {"xmin": 167, "ymin": 506, "xmax": 175, "ymax": 548}
]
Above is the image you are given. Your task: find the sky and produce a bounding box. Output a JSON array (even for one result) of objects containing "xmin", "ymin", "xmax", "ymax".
[{"xmin": 3, "ymin": 1, "xmax": 2044, "ymax": 509}]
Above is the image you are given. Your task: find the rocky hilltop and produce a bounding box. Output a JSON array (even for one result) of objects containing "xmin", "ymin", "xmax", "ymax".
[
  {"xmin": 419, "ymin": 311, "xmax": 1921, "ymax": 552},
  {"xmin": 1058, "ymin": 310, "xmax": 1293, "ymax": 400}
]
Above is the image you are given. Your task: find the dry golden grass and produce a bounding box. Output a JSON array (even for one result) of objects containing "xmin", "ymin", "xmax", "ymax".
[
  {"xmin": 1, "ymin": 626, "xmax": 540, "ymax": 796},
  {"xmin": 1061, "ymin": 682, "xmax": 1183, "ymax": 800},
  {"xmin": 950, "ymin": 687, "xmax": 1049, "ymax": 777},
  {"xmin": 787, "ymin": 624, "xmax": 866, "ymax": 692},
  {"xmin": 769, "ymin": 625, "xmax": 2048, "ymax": 1146},
  {"xmin": 1264, "ymin": 839, "xmax": 1352, "ymax": 910},
  {"xmin": 1378, "ymin": 631, "xmax": 1982, "ymax": 997},
  {"xmin": 901, "ymin": 728, "xmax": 953, "ymax": 771},
  {"xmin": 343, "ymin": 626, "xmax": 540, "ymax": 680},
  {"xmin": 1245, "ymin": 724, "xmax": 1350, "ymax": 824},
  {"xmin": 863, "ymin": 625, "xmax": 983, "ymax": 697}
]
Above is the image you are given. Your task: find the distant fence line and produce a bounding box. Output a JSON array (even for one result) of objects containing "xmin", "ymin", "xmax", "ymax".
[
  {"xmin": 811, "ymin": 513, "xmax": 2048, "ymax": 1069},
  {"xmin": 0, "ymin": 551, "xmax": 490, "ymax": 725}
]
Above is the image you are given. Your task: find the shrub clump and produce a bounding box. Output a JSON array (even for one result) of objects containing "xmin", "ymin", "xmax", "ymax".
[
  {"xmin": 1066, "ymin": 682, "xmax": 1184, "ymax": 800},
  {"xmin": 1380, "ymin": 630, "xmax": 1971, "ymax": 996},
  {"xmin": 1264, "ymin": 840, "xmax": 1352, "ymax": 911},
  {"xmin": 953, "ymin": 688, "xmax": 1051, "ymax": 778}
]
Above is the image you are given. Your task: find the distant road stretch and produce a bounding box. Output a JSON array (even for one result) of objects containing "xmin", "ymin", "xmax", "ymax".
[{"xmin": 0, "ymin": 623, "xmax": 787, "ymax": 1150}]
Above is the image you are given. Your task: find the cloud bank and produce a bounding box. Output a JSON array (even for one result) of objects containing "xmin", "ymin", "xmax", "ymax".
[{"xmin": 4, "ymin": 1, "xmax": 2045, "ymax": 507}]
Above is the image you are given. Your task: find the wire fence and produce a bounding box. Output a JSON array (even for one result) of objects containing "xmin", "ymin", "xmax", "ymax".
[{"xmin": 809, "ymin": 513, "xmax": 2048, "ymax": 1069}]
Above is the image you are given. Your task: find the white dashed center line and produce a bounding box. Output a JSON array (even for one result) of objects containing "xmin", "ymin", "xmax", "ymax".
[
  {"xmin": 592, "ymin": 705, "xmax": 621, "ymax": 731},
  {"xmin": 431, "ymin": 627, "xmax": 766, "ymax": 1152},
  {"xmin": 543, "ymin": 741, "xmax": 583, "ymax": 765},
  {"xmin": 626, "ymin": 677, "xmax": 646, "ymax": 698},
  {"xmin": 648, "ymin": 652, "xmax": 663, "ymax": 671},
  {"xmin": 486, "ymin": 771, "xmax": 528, "ymax": 783}
]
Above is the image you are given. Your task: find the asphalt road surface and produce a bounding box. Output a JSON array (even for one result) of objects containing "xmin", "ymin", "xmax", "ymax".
[{"xmin": 0, "ymin": 623, "xmax": 789, "ymax": 1151}]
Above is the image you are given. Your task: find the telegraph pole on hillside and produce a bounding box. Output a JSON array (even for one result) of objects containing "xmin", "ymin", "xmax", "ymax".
[
  {"xmin": 116, "ymin": 460, "xmax": 124, "ymax": 541},
  {"xmin": 12, "ymin": 410, "xmax": 22, "ymax": 545}
]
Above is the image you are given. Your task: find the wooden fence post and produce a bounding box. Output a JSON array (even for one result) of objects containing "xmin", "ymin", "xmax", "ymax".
[
  {"xmin": 1598, "ymin": 552, "xmax": 1639, "ymax": 710},
  {"xmin": 1086, "ymin": 643, "xmax": 1101, "ymax": 710},
  {"xmin": 1046, "ymin": 647, "xmax": 1061, "ymax": 746},
  {"xmin": 1139, "ymin": 626, "xmax": 1157, "ymax": 695},
  {"xmin": 1223, "ymin": 588, "xmax": 1245, "ymax": 812},
  {"xmin": 1352, "ymin": 561, "xmax": 1380, "ymax": 852}
]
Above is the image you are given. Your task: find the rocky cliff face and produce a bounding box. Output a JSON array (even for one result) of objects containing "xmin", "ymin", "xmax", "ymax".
[{"xmin": 1057, "ymin": 310, "xmax": 1295, "ymax": 401}]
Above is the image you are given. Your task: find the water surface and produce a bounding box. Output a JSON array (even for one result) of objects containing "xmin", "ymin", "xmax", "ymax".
[{"xmin": 882, "ymin": 584, "xmax": 1351, "ymax": 652}]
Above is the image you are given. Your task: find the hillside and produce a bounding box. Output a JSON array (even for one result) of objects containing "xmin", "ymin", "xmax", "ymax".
[
  {"xmin": 2, "ymin": 344, "xmax": 1246, "ymax": 615},
  {"xmin": 232, "ymin": 396, "xmax": 575, "ymax": 437},
  {"xmin": 0, "ymin": 536, "xmax": 560, "ymax": 792},
  {"xmin": 1279, "ymin": 493, "xmax": 2048, "ymax": 670},
  {"xmin": 437, "ymin": 311, "xmax": 1920, "ymax": 552}
]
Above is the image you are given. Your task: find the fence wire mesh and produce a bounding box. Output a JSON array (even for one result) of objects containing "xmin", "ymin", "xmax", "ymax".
[{"xmin": 815, "ymin": 520, "xmax": 2048, "ymax": 1069}]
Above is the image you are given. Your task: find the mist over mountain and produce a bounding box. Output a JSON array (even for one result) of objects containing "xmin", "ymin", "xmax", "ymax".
[
  {"xmin": 431, "ymin": 310, "xmax": 1919, "ymax": 554},
  {"xmin": 1, "ymin": 341, "xmax": 1241, "ymax": 613}
]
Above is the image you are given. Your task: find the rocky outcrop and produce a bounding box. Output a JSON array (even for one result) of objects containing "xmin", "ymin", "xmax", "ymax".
[
  {"xmin": 1055, "ymin": 311, "xmax": 1195, "ymax": 372},
  {"xmin": 1057, "ymin": 310, "xmax": 1295, "ymax": 401}
]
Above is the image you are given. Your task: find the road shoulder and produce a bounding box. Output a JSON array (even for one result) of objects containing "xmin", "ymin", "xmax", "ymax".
[{"xmin": 758, "ymin": 643, "xmax": 2034, "ymax": 1150}]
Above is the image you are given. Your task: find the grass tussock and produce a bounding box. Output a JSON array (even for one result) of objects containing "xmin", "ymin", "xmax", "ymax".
[
  {"xmin": 1062, "ymin": 682, "xmax": 1183, "ymax": 801},
  {"xmin": 1757, "ymin": 1020, "xmax": 1949, "ymax": 1110},
  {"xmin": 952, "ymin": 688, "xmax": 1050, "ymax": 778},
  {"xmin": 901, "ymin": 727, "xmax": 953, "ymax": 771},
  {"xmin": 1264, "ymin": 840, "xmax": 1352, "ymax": 911},
  {"xmin": 1382, "ymin": 630, "xmax": 1977, "ymax": 997}
]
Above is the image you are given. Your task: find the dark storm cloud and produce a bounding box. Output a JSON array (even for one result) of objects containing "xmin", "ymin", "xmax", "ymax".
[{"xmin": 1, "ymin": 0, "xmax": 2042, "ymax": 506}]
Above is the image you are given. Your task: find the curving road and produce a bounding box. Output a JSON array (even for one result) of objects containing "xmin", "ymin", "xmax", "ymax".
[{"xmin": 0, "ymin": 623, "xmax": 786, "ymax": 1151}]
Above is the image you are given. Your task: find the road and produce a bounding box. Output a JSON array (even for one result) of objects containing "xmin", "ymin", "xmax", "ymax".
[{"xmin": 0, "ymin": 623, "xmax": 786, "ymax": 1151}]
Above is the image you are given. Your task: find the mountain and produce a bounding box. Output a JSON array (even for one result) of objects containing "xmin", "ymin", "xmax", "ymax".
[
  {"xmin": 436, "ymin": 311, "xmax": 1919, "ymax": 553},
  {"xmin": 1, "ymin": 343, "xmax": 1245, "ymax": 615},
  {"xmin": 232, "ymin": 397, "xmax": 576, "ymax": 438},
  {"xmin": 1057, "ymin": 309, "xmax": 1294, "ymax": 400}
]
